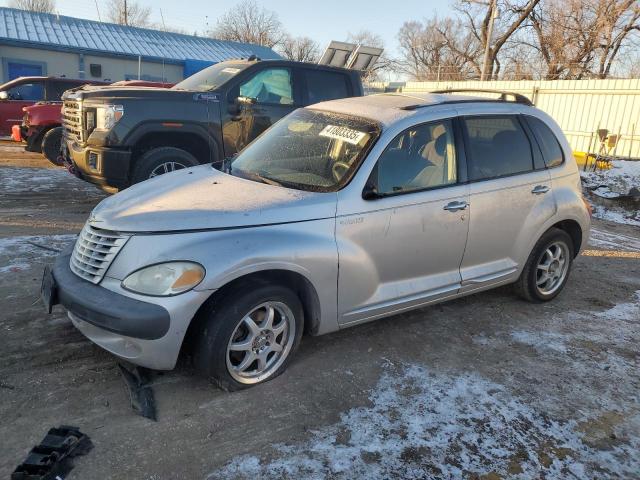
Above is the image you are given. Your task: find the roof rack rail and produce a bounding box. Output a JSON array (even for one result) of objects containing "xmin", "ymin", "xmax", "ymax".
[{"xmin": 431, "ymin": 88, "xmax": 533, "ymax": 106}]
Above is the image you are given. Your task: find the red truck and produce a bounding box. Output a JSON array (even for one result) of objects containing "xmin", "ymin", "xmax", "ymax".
[{"xmin": 10, "ymin": 80, "xmax": 173, "ymax": 164}]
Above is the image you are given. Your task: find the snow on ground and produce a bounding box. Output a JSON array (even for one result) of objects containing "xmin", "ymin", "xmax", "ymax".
[
  {"xmin": 589, "ymin": 228, "xmax": 640, "ymax": 252},
  {"xmin": 208, "ymin": 293, "xmax": 640, "ymax": 480},
  {"xmin": 581, "ymin": 160, "xmax": 640, "ymax": 226},
  {"xmin": 0, "ymin": 235, "xmax": 76, "ymax": 274},
  {"xmin": 0, "ymin": 167, "xmax": 103, "ymax": 195}
]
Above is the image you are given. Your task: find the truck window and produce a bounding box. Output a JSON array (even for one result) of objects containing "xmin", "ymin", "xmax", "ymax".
[
  {"xmin": 239, "ymin": 68, "xmax": 293, "ymax": 105},
  {"xmin": 48, "ymin": 81, "xmax": 82, "ymax": 101},
  {"xmin": 5, "ymin": 82, "xmax": 44, "ymax": 101},
  {"xmin": 305, "ymin": 70, "xmax": 350, "ymax": 104}
]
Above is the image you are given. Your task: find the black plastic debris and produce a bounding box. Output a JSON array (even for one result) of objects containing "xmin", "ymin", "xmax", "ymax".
[
  {"xmin": 118, "ymin": 363, "xmax": 157, "ymax": 421},
  {"xmin": 11, "ymin": 426, "xmax": 93, "ymax": 480}
]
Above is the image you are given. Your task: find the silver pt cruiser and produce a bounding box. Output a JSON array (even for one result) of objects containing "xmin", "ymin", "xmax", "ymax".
[{"xmin": 43, "ymin": 91, "xmax": 591, "ymax": 390}]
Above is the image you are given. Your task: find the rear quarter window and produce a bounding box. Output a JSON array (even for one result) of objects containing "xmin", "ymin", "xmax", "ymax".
[
  {"xmin": 304, "ymin": 70, "xmax": 350, "ymax": 104},
  {"xmin": 526, "ymin": 116, "xmax": 564, "ymax": 168},
  {"xmin": 463, "ymin": 116, "xmax": 534, "ymax": 181}
]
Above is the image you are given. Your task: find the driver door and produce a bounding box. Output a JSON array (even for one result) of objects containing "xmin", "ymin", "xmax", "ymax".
[{"xmin": 221, "ymin": 67, "xmax": 298, "ymax": 156}]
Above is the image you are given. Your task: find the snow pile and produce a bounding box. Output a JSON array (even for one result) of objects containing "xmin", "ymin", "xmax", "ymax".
[
  {"xmin": 581, "ymin": 160, "xmax": 640, "ymax": 226},
  {"xmin": 0, "ymin": 235, "xmax": 76, "ymax": 274},
  {"xmin": 208, "ymin": 290, "xmax": 640, "ymax": 480},
  {"xmin": 0, "ymin": 167, "xmax": 103, "ymax": 195}
]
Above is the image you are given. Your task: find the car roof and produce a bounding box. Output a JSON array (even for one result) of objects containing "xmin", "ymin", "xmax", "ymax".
[
  {"xmin": 219, "ymin": 58, "xmax": 357, "ymax": 74},
  {"xmin": 0, "ymin": 76, "xmax": 88, "ymax": 89},
  {"xmin": 310, "ymin": 92, "xmax": 526, "ymax": 126}
]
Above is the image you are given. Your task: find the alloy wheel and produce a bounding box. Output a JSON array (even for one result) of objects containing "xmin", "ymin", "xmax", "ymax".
[
  {"xmin": 535, "ymin": 241, "xmax": 570, "ymax": 295},
  {"xmin": 225, "ymin": 301, "xmax": 295, "ymax": 384},
  {"xmin": 149, "ymin": 161, "xmax": 187, "ymax": 177}
]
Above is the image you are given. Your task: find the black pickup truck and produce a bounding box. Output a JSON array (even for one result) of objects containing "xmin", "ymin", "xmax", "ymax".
[{"xmin": 61, "ymin": 58, "xmax": 364, "ymax": 192}]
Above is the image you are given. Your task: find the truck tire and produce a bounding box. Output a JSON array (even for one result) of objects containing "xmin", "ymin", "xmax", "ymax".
[
  {"xmin": 131, "ymin": 147, "xmax": 199, "ymax": 185},
  {"xmin": 41, "ymin": 127, "xmax": 64, "ymax": 166}
]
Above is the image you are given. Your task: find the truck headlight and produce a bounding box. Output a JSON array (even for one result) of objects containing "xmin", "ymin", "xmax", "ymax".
[
  {"xmin": 122, "ymin": 262, "xmax": 205, "ymax": 296},
  {"xmin": 95, "ymin": 104, "xmax": 124, "ymax": 131}
]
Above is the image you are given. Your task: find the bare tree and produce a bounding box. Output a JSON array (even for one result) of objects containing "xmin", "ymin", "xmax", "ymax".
[
  {"xmin": 107, "ymin": 0, "xmax": 151, "ymax": 28},
  {"xmin": 9, "ymin": 0, "xmax": 55, "ymax": 13},
  {"xmin": 279, "ymin": 36, "xmax": 320, "ymax": 62},
  {"xmin": 447, "ymin": 0, "xmax": 542, "ymax": 79},
  {"xmin": 397, "ymin": 16, "xmax": 480, "ymax": 80},
  {"xmin": 210, "ymin": 0, "xmax": 285, "ymax": 48},
  {"xmin": 528, "ymin": 0, "xmax": 640, "ymax": 79}
]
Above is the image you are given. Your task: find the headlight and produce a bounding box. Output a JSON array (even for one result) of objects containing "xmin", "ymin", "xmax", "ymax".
[
  {"xmin": 122, "ymin": 262, "xmax": 205, "ymax": 296},
  {"xmin": 95, "ymin": 104, "xmax": 124, "ymax": 131}
]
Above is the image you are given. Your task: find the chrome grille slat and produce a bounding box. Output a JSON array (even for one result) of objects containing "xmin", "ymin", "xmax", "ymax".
[
  {"xmin": 62, "ymin": 100, "xmax": 84, "ymax": 143},
  {"xmin": 69, "ymin": 222, "xmax": 130, "ymax": 284}
]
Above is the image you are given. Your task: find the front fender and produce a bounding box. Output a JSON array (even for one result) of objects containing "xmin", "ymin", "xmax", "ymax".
[{"xmin": 105, "ymin": 219, "xmax": 340, "ymax": 334}]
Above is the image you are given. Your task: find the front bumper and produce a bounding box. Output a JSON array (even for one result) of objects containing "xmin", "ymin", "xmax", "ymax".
[
  {"xmin": 64, "ymin": 139, "xmax": 131, "ymax": 192},
  {"xmin": 45, "ymin": 251, "xmax": 213, "ymax": 370}
]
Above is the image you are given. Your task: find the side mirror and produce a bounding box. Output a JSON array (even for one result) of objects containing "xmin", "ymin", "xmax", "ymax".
[
  {"xmin": 228, "ymin": 96, "xmax": 256, "ymax": 119},
  {"xmin": 362, "ymin": 182, "xmax": 380, "ymax": 200},
  {"xmin": 0, "ymin": 91, "xmax": 8, "ymax": 101}
]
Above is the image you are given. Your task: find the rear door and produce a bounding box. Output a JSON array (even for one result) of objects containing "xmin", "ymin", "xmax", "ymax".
[
  {"xmin": 336, "ymin": 116, "xmax": 470, "ymax": 325},
  {"xmin": 221, "ymin": 66, "xmax": 299, "ymax": 155},
  {"xmin": 458, "ymin": 114, "xmax": 556, "ymax": 292}
]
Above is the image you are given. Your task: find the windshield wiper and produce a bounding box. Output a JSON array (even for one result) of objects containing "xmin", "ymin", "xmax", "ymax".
[{"xmin": 230, "ymin": 168, "xmax": 283, "ymax": 187}]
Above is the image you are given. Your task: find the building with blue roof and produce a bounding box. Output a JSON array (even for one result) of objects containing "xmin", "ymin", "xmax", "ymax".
[{"xmin": 0, "ymin": 7, "xmax": 280, "ymax": 83}]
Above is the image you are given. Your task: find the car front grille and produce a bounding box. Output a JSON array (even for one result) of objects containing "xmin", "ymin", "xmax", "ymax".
[
  {"xmin": 62, "ymin": 100, "xmax": 84, "ymax": 143},
  {"xmin": 70, "ymin": 223, "xmax": 130, "ymax": 284}
]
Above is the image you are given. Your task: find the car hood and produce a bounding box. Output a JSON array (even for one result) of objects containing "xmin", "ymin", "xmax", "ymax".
[{"xmin": 89, "ymin": 165, "xmax": 337, "ymax": 233}]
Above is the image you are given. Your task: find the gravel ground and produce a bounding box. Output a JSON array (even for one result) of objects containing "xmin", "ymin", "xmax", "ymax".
[{"xmin": 1, "ymin": 142, "xmax": 639, "ymax": 479}]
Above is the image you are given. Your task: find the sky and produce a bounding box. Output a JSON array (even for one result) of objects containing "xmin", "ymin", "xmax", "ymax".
[{"xmin": 3, "ymin": 0, "xmax": 454, "ymax": 58}]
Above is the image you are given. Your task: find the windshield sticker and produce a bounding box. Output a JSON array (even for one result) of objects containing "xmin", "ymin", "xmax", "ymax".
[
  {"xmin": 193, "ymin": 93, "xmax": 220, "ymax": 102},
  {"xmin": 221, "ymin": 67, "xmax": 241, "ymax": 74},
  {"xmin": 319, "ymin": 125, "xmax": 367, "ymax": 145}
]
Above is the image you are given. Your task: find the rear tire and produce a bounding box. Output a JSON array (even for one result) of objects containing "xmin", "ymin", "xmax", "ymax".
[
  {"xmin": 193, "ymin": 284, "xmax": 304, "ymax": 391},
  {"xmin": 131, "ymin": 147, "xmax": 199, "ymax": 185},
  {"xmin": 41, "ymin": 127, "xmax": 63, "ymax": 166},
  {"xmin": 514, "ymin": 228, "xmax": 574, "ymax": 303}
]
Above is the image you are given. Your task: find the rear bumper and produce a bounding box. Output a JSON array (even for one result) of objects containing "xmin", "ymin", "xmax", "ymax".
[{"xmin": 65, "ymin": 139, "xmax": 131, "ymax": 192}]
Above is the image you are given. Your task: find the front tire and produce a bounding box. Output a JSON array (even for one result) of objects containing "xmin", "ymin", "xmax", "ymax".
[
  {"xmin": 131, "ymin": 147, "xmax": 199, "ymax": 185},
  {"xmin": 193, "ymin": 284, "xmax": 304, "ymax": 391},
  {"xmin": 41, "ymin": 127, "xmax": 63, "ymax": 166},
  {"xmin": 515, "ymin": 228, "xmax": 574, "ymax": 303}
]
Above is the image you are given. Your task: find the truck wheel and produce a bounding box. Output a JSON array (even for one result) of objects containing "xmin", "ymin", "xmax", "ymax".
[
  {"xmin": 193, "ymin": 284, "xmax": 304, "ymax": 391},
  {"xmin": 131, "ymin": 147, "xmax": 199, "ymax": 184},
  {"xmin": 41, "ymin": 127, "xmax": 64, "ymax": 166}
]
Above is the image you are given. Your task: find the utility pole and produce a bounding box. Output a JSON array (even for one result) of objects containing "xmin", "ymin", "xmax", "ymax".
[
  {"xmin": 481, "ymin": 0, "xmax": 497, "ymax": 81},
  {"xmin": 124, "ymin": 0, "xmax": 128, "ymax": 26}
]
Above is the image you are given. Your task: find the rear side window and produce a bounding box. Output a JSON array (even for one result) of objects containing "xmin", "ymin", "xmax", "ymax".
[
  {"xmin": 48, "ymin": 81, "xmax": 81, "ymax": 101},
  {"xmin": 526, "ymin": 116, "xmax": 564, "ymax": 168},
  {"xmin": 305, "ymin": 70, "xmax": 350, "ymax": 104},
  {"xmin": 463, "ymin": 116, "xmax": 534, "ymax": 181}
]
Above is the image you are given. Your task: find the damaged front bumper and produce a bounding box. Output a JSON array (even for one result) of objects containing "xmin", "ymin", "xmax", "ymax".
[{"xmin": 42, "ymin": 252, "xmax": 195, "ymax": 370}]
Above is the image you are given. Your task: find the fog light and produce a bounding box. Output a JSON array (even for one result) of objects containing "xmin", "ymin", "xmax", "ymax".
[{"xmin": 88, "ymin": 151, "xmax": 99, "ymax": 171}]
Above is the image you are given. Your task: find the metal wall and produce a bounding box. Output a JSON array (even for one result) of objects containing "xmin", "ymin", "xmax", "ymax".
[{"xmin": 368, "ymin": 79, "xmax": 640, "ymax": 159}]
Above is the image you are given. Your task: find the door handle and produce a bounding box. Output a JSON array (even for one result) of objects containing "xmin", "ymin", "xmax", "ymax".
[
  {"xmin": 531, "ymin": 185, "xmax": 550, "ymax": 195},
  {"xmin": 443, "ymin": 201, "xmax": 467, "ymax": 212}
]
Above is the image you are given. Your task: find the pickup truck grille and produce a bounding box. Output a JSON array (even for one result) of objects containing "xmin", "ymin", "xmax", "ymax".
[
  {"xmin": 62, "ymin": 100, "xmax": 84, "ymax": 143},
  {"xmin": 70, "ymin": 223, "xmax": 130, "ymax": 284}
]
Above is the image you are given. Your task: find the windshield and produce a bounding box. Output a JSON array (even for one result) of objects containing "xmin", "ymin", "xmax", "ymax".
[
  {"xmin": 172, "ymin": 62, "xmax": 248, "ymax": 91},
  {"xmin": 230, "ymin": 109, "xmax": 380, "ymax": 192}
]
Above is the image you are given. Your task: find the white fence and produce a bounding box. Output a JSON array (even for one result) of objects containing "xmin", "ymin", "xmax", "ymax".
[{"xmin": 366, "ymin": 79, "xmax": 640, "ymax": 159}]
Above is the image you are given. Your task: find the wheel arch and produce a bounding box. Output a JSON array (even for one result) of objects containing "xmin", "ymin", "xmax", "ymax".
[
  {"xmin": 547, "ymin": 219, "xmax": 583, "ymax": 257},
  {"xmin": 182, "ymin": 268, "xmax": 322, "ymax": 357}
]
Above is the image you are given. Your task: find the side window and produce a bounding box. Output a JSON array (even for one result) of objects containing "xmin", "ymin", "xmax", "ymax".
[
  {"xmin": 305, "ymin": 70, "xmax": 349, "ymax": 104},
  {"xmin": 48, "ymin": 81, "xmax": 80, "ymax": 101},
  {"xmin": 526, "ymin": 116, "xmax": 564, "ymax": 168},
  {"xmin": 6, "ymin": 82, "xmax": 44, "ymax": 101},
  {"xmin": 375, "ymin": 120, "xmax": 457, "ymax": 195},
  {"xmin": 463, "ymin": 116, "xmax": 534, "ymax": 181},
  {"xmin": 239, "ymin": 68, "xmax": 293, "ymax": 105}
]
